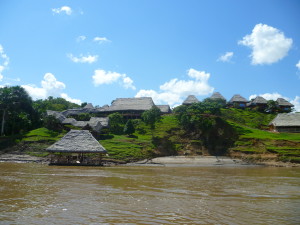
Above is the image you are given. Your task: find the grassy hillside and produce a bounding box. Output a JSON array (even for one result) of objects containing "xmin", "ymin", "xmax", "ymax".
[{"xmin": 1, "ymin": 110, "xmax": 300, "ymax": 164}]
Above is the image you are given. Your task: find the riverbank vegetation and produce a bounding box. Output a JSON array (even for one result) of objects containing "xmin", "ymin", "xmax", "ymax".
[{"xmin": 1, "ymin": 86, "xmax": 300, "ymax": 164}]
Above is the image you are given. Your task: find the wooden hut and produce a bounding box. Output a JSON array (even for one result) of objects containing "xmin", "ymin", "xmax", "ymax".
[
  {"xmin": 156, "ymin": 105, "xmax": 172, "ymax": 114},
  {"xmin": 105, "ymin": 97, "xmax": 155, "ymax": 118},
  {"xmin": 276, "ymin": 98, "xmax": 294, "ymax": 112},
  {"xmin": 248, "ymin": 96, "xmax": 268, "ymax": 111},
  {"xmin": 228, "ymin": 94, "xmax": 248, "ymax": 108},
  {"xmin": 209, "ymin": 92, "xmax": 226, "ymax": 104},
  {"xmin": 182, "ymin": 95, "xmax": 200, "ymax": 105},
  {"xmin": 269, "ymin": 113, "xmax": 300, "ymax": 133},
  {"xmin": 46, "ymin": 130, "xmax": 107, "ymax": 166}
]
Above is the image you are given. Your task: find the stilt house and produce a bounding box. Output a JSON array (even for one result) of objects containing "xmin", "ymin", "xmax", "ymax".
[{"xmin": 46, "ymin": 130, "xmax": 107, "ymax": 166}]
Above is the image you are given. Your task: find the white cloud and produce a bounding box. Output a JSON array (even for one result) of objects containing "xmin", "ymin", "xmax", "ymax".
[
  {"xmin": 0, "ymin": 44, "xmax": 10, "ymax": 81},
  {"xmin": 291, "ymin": 96, "xmax": 300, "ymax": 112},
  {"xmin": 93, "ymin": 37, "xmax": 110, "ymax": 43},
  {"xmin": 135, "ymin": 68, "xmax": 214, "ymax": 107},
  {"xmin": 52, "ymin": 6, "xmax": 72, "ymax": 15},
  {"xmin": 296, "ymin": 60, "xmax": 300, "ymax": 70},
  {"xmin": 76, "ymin": 35, "xmax": 86, "ymax": 42},
  {"xmin": 218, "ymin": 52, "xmax": 234, "ymax": 62},
  {"xmin": 60, "ymin": 93, "xmax": 82, "ymax": 105},
  {"xmin": 239, "ymin": 24, "xmax": 293, "ymax": 65},
  {"xmin": 22, "ymin": 73, "xmax": 81, "ymax": 104},
  {"xmin": 92, "ymin": 69, "xmax": 136, "ymax": 90},
  {"xmin": 249, "ymin": 92, "xmax": 287, "ymax": 101},
  {"xmin": 67, "ymin": 53, "xmax": 98, "ymax": 64}
]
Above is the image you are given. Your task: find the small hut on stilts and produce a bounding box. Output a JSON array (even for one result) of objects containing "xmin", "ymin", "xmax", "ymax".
[{"xmin": 46, "ymin": 130, "xmax": 107, "ymax": 166}]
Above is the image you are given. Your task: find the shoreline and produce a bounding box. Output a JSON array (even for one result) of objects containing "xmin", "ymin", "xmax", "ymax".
[{"xmin": 0, "ymin": 153, "xmax": 299, "ymax": 167}]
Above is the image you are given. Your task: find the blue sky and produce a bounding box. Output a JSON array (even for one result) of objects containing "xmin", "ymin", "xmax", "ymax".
[{"xmin": 0, "ymin": 0, "xmax": 300, "ymax": 110}]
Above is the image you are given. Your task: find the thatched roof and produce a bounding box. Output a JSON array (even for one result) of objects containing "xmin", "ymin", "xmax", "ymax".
[
  {"xmin": 46, "ymin": 110, "xmax": 66, "ymax": 122},
  {"xmin": 156, "ymin": 105, "xmax": 172, "ymax": 113},
  {"xmin": 269, "ymin": 113, "xmax": 300, "ymax": 127},
  {"xmin": 251, "ymin": 96, "xmax": 268, "ymax": 105},
  {"xmin": 84, "ymin": 103, "xmax": 94, "ymax": 109},
  {"xmin": 108, "ymin": 97, "xmax": 155, "ymax": 111},
  {"xmin": 229, "ymin": 94, "xmax": 248, "ymax": 103},
  {"xmin": 46, "ymin": 130, "xmax": 107, "ymax": 153},
  {"xmin": 183, "ymin": 95, "xmax": 199, "ymax": 105},
  {"xmin": 209, "ymin": 92, "xmax": 226, "ymax": 101},
  {"xmin": 276, "ymin": 98, "xmax": 294, "ymax": 107},
  {"xmin": 89, "ymin": 117, "xmax": 109, "ymax": 128}
]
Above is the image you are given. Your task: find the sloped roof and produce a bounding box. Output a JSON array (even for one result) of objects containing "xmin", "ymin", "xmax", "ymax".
[
  {"xmin": 108, "ymin": 97, "xmax": 155, "ymax": 111},
  {"xmin": 229, "ymin": 94, "xmax": 248, "ymax": 103},
  {"xmin": 269, "ymin": 113, "xmax": 300, "ymax": 127},
  {"xmin": 183, "ymin": 95, "xmax": 200, "ymax": 105},
  {"xmin": 46, "ymin": 110, "xmax": 66, "ymax": 122},
  {"xmin": 251, "ymin": 96, "xmax": 268, "ymax": 105},
  {"xmin": 276, "ymin": 98, "xmax": 294, "ymax": 107},
  {"xmin": 209, "ymin": 92, "xmax": 226, "ymax": 101},
  {"xmin": 89, "ymin": 117, "xmax": 109, "ymax": 128},
  {"xmin": 46, "ymin": 130, "xmax": 107, "ymax": 153},
  {"xmin": 84, "ymin": 103, "xmax": 94, "ymax": 109},
  {"xmin": 156, "ymin": 105, "xmax": 172, "ymax": 113}
]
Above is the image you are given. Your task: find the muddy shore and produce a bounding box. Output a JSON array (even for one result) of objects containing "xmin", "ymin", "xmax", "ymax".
[{"xmin": 0, "ymin": 153, "xmax": 299, "ymax": 167}]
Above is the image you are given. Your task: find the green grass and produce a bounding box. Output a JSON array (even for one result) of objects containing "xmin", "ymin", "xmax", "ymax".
[
  {"xmin": 229, "ymin": 121, "xmax": 300, "ymax": 141},
  {"xmin": 22, "ymin": 128, "xmax": 65, "ymax": 142},
  {"xmin": 221, "ymin": 108, "xmax": 275, "ymax": 129}
]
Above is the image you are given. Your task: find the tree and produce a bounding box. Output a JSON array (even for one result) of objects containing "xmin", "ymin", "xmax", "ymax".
[
  {"xmin": 0, "ymin": 86, "xmax": 36, "ymax": 136},
  {"xmin": 108, "ymin": 112, "xmax": 124, "ymax": 134},
  {"xmin": 142, "ymin": 106, "xmax": 161, "ymax": 134},
  {"xmin": 123, "ymin": 119, "xmax": 135, "ymax": 136}
]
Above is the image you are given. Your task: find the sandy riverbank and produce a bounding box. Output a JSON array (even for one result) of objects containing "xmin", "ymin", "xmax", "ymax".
[
  {"xmin": 128, "ymin": 156, "xmax": 253, "ymax": 167},
  {"xmin": 0, "ymin": 153, "xmax": 299, "ymax": 167}
]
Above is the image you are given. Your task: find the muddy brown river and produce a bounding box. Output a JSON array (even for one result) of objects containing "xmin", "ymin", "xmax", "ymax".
[{"xmin": 0, "ymin": 162, "xmax": 299, "ymax": 224}]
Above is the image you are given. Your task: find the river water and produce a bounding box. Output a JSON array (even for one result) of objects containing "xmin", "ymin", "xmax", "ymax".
[{"xmin": 0, "ymin": 163, "xmax": 299, "ymax": 225}]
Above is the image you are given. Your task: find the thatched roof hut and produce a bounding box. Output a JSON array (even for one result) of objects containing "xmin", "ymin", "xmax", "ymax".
[
  {"xmin": 209, "ymin": 92, "xmax": 226, "ymax": 101},
  {"xmin": 47, "ymin": 130, "xmax": 107, "ymax": 153},
  {"xmin": 269, "ymin": 113, "xmax": 300, "ymax": 133},
  {"xmin": 84, "ymin": 103, "xmax": 94, "ymax": 109},
  {"xmin": 251, "ymin": 96, "xmax": 268, "ymax": 105},
  {"xmin": 228, "ymin": 94, "xmax": 248, "ymax": 108},
  {"xmin": 276, "ymin": 98, "xmax": 294, "ymax": 107},
  {"xmin": 156, "ymin": 105, "xmax": 172, "ymax": 114},
  {"xmin": 108, "ymin": 97, "xmax": 155, "ymax": 112},
  {"xmin": 229, "ymin": 94, "xmax": 248, "ymax": 103},
  {"xmin": 183, "ymin": 95, "xmax": 199, "ymax": 105},
  {"xmin": 46, "ymin": 110, "xmax": 66, "ymax": 122}
]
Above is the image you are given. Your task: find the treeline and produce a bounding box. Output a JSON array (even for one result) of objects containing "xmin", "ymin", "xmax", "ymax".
[{"xmin": 0, "ymin": 86, "xmax": 81, "ymax": 136}]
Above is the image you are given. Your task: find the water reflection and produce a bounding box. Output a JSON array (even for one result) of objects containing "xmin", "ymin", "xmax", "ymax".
[{"xmin": 0, "ymin": 163, "xmax": 299, "ymax": 224}]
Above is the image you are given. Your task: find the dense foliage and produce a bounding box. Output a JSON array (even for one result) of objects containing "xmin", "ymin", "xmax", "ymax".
[
  {"xmin": 174, "ymin": 101, "xmax": 237, "ymax": 155},
  {"xmin": 0, "ymin": 86, "xmax": 39, "ymax": 135}
]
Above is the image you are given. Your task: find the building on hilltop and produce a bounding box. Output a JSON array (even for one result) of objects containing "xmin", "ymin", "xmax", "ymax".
[
  {"xmin": 276, "ymin": 98, "xmax": 294, "ymax": 112},
  {"xmin": 248, "ymin": 96, "xmax": 268, "ymax": 111},
  {"xmin": 46, "ymin": 130, "xmax": 107, "ymax": 166},
  {"xmin": 156, "ymin": 105, "xmax": 172, "ymax": 114},
  {"xmin": 208, "ymin": 92, "xmax": 226, "ymax": 105},
  {"xmin": 269, "ymin": 113, "xmax": 300, "ymax": 133},
  {"xmin": 182, "ymin": 95, "xmax": 200, "ymax": 105},
  {"xmin": 228, "ymin": 94, "xmax": 248, "ymax": 108}
]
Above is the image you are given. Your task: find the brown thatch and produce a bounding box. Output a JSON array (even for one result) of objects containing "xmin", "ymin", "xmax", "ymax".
[
  {"xmin": 229, "ymin": 94, "xmax": 248, "ymax": 103},
  {"xmin": 276, "ymin": 98, "xmax": 294, "ymax": 107},
  {"xmin": 108, "ymin": 97, "xmax": 155, "ymax": 111},
  {"xmin": 46, "ymin": 130, "xmax": 107, "ymax": 153},
  {"xmin": 84, "ymin": 103, "xmax": 94, "ymax": 109},
  {"xmin": 209, "ymin": 92, "xmax": 226, "ymax": 101},
  {"xmin": 269, "ymin": 113, "xmax": 300, "ymax": 127},
  {"xmin": 250, "ymin": 96, "xmax": 268, "ymax": 105},
  {"xmin": 183, "ymin": 95, "xmax": 200, "ymax": 105},
  {"xmin": 156, "ymin": 105, "xmax": 172, "ymax": 114}
]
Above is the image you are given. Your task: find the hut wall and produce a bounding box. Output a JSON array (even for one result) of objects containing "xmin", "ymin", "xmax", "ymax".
[{"xmin": 276, "ymin": 126, "xmax": 300, "ymax": 133}]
